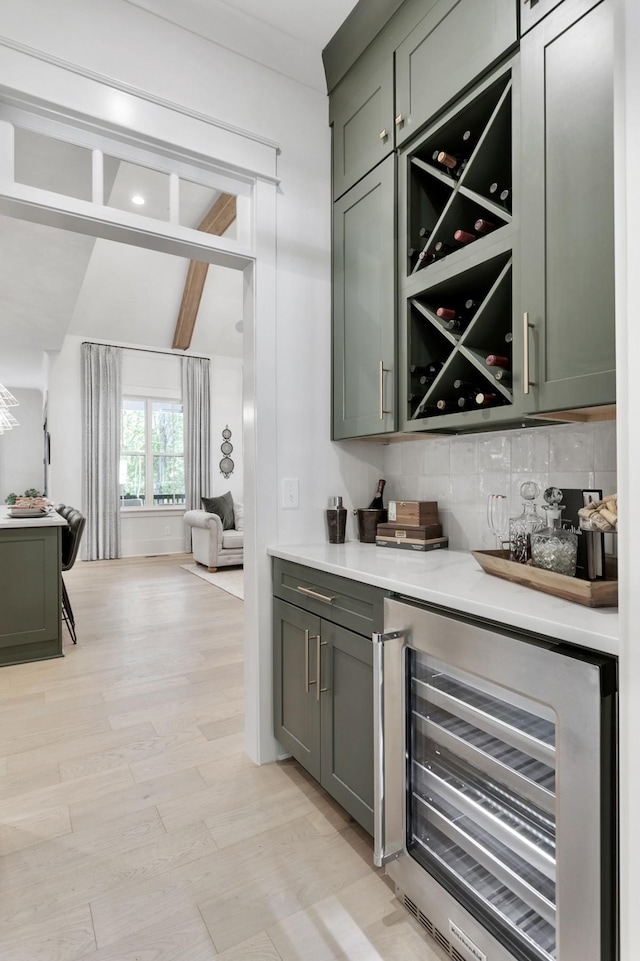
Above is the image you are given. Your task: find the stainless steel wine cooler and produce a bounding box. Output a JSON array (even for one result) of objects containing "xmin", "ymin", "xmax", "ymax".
[{"xmin": 373, "ymin": 598, "xmax": 617, "ymax": 961}]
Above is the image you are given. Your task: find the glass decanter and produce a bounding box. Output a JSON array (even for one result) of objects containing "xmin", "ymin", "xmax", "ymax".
[
  {"xmin": 530, "ymin": 487, "xmax": 578, "ymax": 577},
  {"xmin": 509, "ymin": 481, "xmax": 545, "ymax": 564}
]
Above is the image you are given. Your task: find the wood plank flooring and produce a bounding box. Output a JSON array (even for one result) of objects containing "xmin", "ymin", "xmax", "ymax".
[{"xmin": 0, "ymin": 554, "xmax": 446, "ymax": 961}]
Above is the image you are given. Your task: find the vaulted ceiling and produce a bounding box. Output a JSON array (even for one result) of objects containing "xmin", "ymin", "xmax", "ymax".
[{"xmin": 0, "ymin": 0, "xmax": 359, "ymax": 389}]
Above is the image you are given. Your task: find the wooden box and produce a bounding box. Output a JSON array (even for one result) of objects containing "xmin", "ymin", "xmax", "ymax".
[
  {"xmin": 387, "ymin": 500, "xmax": 438, "ymax": 526},
  {"xmin": 471, "ymin": 550, "xmax": 618, "ymax": 608},
  {"xmin": 376, "ymin": 536, "xmax": 448, "ymax": 553},
  {"xmin": 377, "ymin": 522, "xmax": 443, "ymax": 541}
]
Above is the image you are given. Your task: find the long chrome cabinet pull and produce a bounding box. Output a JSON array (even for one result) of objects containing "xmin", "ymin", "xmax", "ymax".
[
  {"xmin": 304, "ymin": 629, "xmax": 317, "ymax": 693},
  {"xmin": 316, "ymin": 636, "xmax": 328, "ymax": 702},
  {"xmin": 378, "ymin": 361, "xmax": 392, "ymax": 420},
  {"xmin": 296, "ymin": 586, "xmax": 335, "ymax": 604},
  {"xmin": 523, "ymin": 312, "xmax": 535, "ymax": 395},
  {"xmin": 372, "ymin": 629, "xmax": 403, "ymax": 868}
]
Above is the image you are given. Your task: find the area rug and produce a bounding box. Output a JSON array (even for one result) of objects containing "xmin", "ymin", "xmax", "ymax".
[{"xmin": 180, "ymin": 563, "xmax": 244, "ymax": 600}]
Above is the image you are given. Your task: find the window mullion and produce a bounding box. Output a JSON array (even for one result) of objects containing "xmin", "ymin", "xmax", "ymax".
[{"xmin": 146, "ymin": 398, "xmax": 154, "ymax": 508}]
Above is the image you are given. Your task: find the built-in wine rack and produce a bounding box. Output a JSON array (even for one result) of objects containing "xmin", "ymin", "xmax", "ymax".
[{"xmin": 400, "ymin": 63, "xmax": 517, "ymax": 429}]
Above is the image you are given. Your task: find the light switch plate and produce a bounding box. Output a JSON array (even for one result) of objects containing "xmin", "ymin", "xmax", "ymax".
[{"xmin": 282, "ymin": 478, "xmax": 299, "ymax": 509}]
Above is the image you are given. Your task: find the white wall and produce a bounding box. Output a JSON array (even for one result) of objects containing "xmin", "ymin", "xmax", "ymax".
[
  {"xmin": 0, "ymin": 387, "xmax": 44, "ymax": 501},
  {"xmin": 47, "ymin": 336, "xmax": 243, "ymax": 556},
  {"xmin": 383, "ymin": 421, "xmax": 617, "ymax": 550}
]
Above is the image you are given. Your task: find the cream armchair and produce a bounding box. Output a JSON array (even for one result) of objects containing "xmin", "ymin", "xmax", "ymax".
[{"xmin": 184, "ymin": 502, "xmax": 244, "ymax": 571}]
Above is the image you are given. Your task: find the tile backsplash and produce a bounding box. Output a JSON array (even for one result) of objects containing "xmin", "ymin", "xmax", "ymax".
[{"xmin": 383, "ymin": 421, "xmax": 617, "ymax": 551}]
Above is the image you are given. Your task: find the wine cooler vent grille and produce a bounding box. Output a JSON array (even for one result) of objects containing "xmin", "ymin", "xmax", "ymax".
[
  {"xmin": 401, "ymin": 891, "xmax": 467, "ymax": 959},
  {"xmin": 435, "ymin": 927, "xmax": 452, "ymax": 953}
]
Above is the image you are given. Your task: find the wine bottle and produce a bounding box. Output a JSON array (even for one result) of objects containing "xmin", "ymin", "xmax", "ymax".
[
  {"xmin": 465, "ymin": 298, "xmax": 480, "ymax": 313},
  {"xmin": 443, "ymin": 316, "xmax": 468, "ymax": 333},
  {"xmin": 453, "ymin": 378, "xmax": 475, "ymax": 391},
  {"xmin": 426, "ymin": 360, "xmax": 444, "ymax": 376},
  {"xmin": 485, "ymin": 354, "xmax": 510, "ymax": 369},
  {"xmin": 475, "ymin": 391, "xmax": 498, "ymax": 407},
  {"xmin": 494, "ymin": 369, "xmax": 512, "ymax": 386},
  {"xmin": 453, "ymin": 228, "xmax": 476, "ymax": 245},
  {"xmin": 489, "ymin": 181, "xmax": 500, "ymax": 195},
  {"xmin": 436, "ymin": 150, "xmax": 468, "ymax": 179},
  {"xmin": 418, "ymin": 226, "xmax": 432, "ymax": 239},
  {"xmin": 499, "ymin": 188, "xmax": 511, "ymax": 210},
  {"xmin": 436, "ymin": 307, "xmax": 457, "ymax": 321},
  {"xmin": 433, "ymin": 241, "xmax": 452, "ymax": 258},
  {"xmin": 417, "ymin": 250, "xmax": 436, "ymax": 268},
  {"xmin": 408, "ymin": 247, "xmax": 421, "ymax": 271},
  {"xmin": 462, "ymin": 129, "xmax": 472, "ymax": 143},
  {"xmin": 474, "ymin": 218, "xmax": 496, "ymax": 234},
  {"xmin": 367, "ymin": 479, "xmax": 386, "ymax": 510},
  {"xmin": 505, "ymin": 331, "xmax": 513, "ymax": 344},
  {"xmin": 436, "ymin": 399, "xmax": 456, "ymax": 412}
]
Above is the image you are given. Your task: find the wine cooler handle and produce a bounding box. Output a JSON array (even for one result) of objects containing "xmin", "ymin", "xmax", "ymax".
[
  {"xmin": 379, "ymin": 361, "xmax": 392, "ymax": 420},
  {"xmin": 316, "ymin": 636, "xmax": 328, "ymax": 702},
  {"xmin": 372, "ymin": 629, "xmax": 403, "ymax": 867},
  {"xmin": 523, "ymin": 312, "xmax": 535, "ymax": 395}
]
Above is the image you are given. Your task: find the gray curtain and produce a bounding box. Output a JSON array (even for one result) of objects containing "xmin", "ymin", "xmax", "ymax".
[
  {"xmin": 82, "ymin": 343, "xmax": 122, "ymax": 560},
  {"xmin": 182, "ymin": 356, "xmax": 211, "ymax": 549}
]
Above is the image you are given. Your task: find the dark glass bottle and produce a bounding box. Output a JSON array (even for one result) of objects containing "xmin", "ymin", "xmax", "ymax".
[
  {"xmin": 475, "ymin": 391, "xmax": 498, "ymax": 406},
  {"xmin": 474, "ymin": 218, "xmax": 496, "ymax": 234},
  {"xmin": 368, "ymin": 479, "xmax": 386, "ymax": 510},
  {"xmin": 485, "ymin": 354, "xmax": 510, "ymax": 369},
  {"xmin": 433, "ymin": 241, "xmax": 452, "ymax": 258},
  {"xmin": 453, "ymin": 228, "xmax": 476, "ymax": 245},
  {"xmin": 436, "ymin": 150, "xmax": 468, "ymax": 179},
  {"xmin": 494, "ymin": 369, "xmax": 512, "ymax": 386},
  {"xmin": 499, "ymin": 188, "xmax": 512, "ymax": 210}
]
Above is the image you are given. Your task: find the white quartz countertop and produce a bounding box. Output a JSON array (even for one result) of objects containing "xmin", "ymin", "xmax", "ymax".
[
  {"xmin": 0, "ymin": 507, "xmax": 67, "ymax": 529},
  {"xmin": 268, "ymin": 542, "xmax": 619, "ymax": 657}
]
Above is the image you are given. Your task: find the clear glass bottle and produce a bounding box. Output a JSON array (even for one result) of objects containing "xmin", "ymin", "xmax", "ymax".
[
  {"xmin": 509, "ymin": 481, "xmax": 545, "ymax": 564},
  {"xmin": 530, "ymin": 489, "xmax": 578, "ymax": 576}
]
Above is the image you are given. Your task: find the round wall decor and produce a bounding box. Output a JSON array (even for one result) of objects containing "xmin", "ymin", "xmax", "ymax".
[{"xmin": 219, "ymin": 426, "xmax": 234, "ymax": 478}]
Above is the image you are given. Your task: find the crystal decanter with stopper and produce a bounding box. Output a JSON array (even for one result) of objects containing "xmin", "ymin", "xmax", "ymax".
[
  {"xmin": 530, "ymin": 487, "xmax": 578, "ymax": 576},
  {"xmin": 509, "ymin": 481, "xmax": 545, "ymax": 564}
]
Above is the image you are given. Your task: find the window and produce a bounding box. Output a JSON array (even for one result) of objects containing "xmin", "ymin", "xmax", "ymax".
[{"xmin": 120, "ymin": 398, "xmax": 185, "ymax": 508}]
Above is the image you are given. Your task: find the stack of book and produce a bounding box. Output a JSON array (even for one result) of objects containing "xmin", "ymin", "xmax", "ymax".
[{"xmin": 376, "ymin": 500, "xmax": 448, "ymax": 552}]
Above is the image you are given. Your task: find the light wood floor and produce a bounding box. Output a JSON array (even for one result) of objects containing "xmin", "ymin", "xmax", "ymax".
[{"xmin": 0, "ymin": 554, "xmax": 446, "ymax": 961}]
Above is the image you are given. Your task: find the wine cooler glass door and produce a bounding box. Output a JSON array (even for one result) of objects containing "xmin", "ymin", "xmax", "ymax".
[
  {"xmin": 379, "ymin": 598, "xmax": 617, "ymax": 961},
  {"xmin": 409, "ymin": 650, "xmax": 557, "ymax": 961}
]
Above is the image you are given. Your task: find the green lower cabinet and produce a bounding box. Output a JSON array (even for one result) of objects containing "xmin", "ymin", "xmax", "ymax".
[
  {"xmin": 0, "ymin": 525, "xmax": 62, "ymax": 666},
  {"xmin": 273, "ymin": 598, "xmax": 374, "ymax": 834},
  {"xmin": 319, "ymin": 621, "xmax": 374, "ymax": 834}
]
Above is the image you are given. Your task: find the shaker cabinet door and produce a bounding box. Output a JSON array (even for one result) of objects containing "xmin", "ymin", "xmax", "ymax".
[
  {"xmin": 520, "ymin": 0, "xmax": 615, "ymax": 415},
  {"xmin": 320, "ymin": 621, "xmax": 374, "ymax": 835},
  {"xmin": 273, "ymin": 599, "xmax": 321, "ymax": 781},
  {"xmin": 330, "ymin": 57, "xmax": 394, "ymax": 202},
  {"xmin": 394, "ymin": 0, "xmax": 517, "ymax": 148},
  {"xmin": 333, "ymin": 155, "xmax": 396, "ymax": 440}
]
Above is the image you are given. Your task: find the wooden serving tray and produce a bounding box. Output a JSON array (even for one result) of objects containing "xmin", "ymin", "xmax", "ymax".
[{"xmin": 471, "ymin": 550, "xmax": 618, "ymax": 608}]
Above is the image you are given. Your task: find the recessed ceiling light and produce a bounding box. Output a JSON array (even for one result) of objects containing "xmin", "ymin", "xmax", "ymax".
[{"xmin": 131, "ymin": 195, "xmax": 145, "ymax": 206}]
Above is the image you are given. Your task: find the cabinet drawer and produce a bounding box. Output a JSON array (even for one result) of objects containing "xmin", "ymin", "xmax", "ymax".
[
  {"xmin": 395, "ymin": 0, "xmax": 517, "ymax": 147},
  {"xmin": 273, "ymin": 558, "xmax": 385, "ymax": 637}
]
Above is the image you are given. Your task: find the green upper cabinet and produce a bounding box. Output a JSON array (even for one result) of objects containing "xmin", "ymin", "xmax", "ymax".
[
  {"xmin": 394, "ymin": 0, "xmax": 517, "ymax": 149},
  {"xmin": 520, "ymin": 0, "xmax": 615, "ymax": 415},
  {"xmin": 330, "ymin": 57, "xmax": 395, "ymax": 201},
  {"xmin": 519, "ymin": 0, "xmax": 567, "ymax": 35},
  {"xmin": 333, "ymin": 155, "xmax": 396, "ymax": 440}
]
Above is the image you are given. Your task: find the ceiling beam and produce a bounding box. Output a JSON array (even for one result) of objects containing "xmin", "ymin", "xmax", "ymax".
[{"xmin": 172, "ymin": 193, "xmax": 237, "ymax": 350}]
